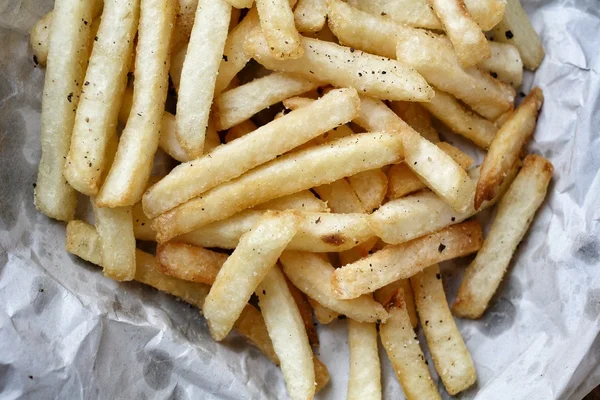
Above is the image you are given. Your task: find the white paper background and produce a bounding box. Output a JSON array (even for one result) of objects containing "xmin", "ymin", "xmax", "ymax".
[{"xmin": 0, "ymin": 0, "xmax": 599, "ymax": 399}]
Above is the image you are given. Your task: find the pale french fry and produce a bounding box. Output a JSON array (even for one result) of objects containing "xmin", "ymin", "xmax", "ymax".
[
  {"xmin": 233, "ymin": 304, "xmax": 280, "ymax": 365},
  {"xmin": 353, "ymin": 95, "xmax": 411, "ymax": 134},
  {"xmin": 169, "ymin": 43, "xmax": 186, "ymax": 91},
  {"xmin": 245, "ymin": 29, "xmax": 433, "ymax": 102},
  {"xmin": 396, "ymin": 30, "xmax": 515, "ymax": 120},
  {"xmin": 490, "ymin": 0, "xmax": 544, "ymax": 70},
  {"xmin": 286, "ymin": 277, "xmax": 320, "ymax": 347},
  {"xmin": 421, "ymin": 88, "xmax": 497, "ymax": 149},
  {"xmin": 96, "ymin": 0, "xmax": 175, "ymax": 207},
  {"xmin": 29, "ymin": 11, "xmax": 54, "ymax": 66},
  {"xmin": 280, "ymin": 251, "xmax": 389, "ymax": 322},
  {"xmin": 213, "ymin": 73, "xmax": 319, "ymax": 130},
  {"xmin": 225, "ymin": 119, "xmax": 257, "ymax": 143},
  {"xmin": 309, "ymin": 298, "xmax": 340, "ymax": 324},
  {"xmin": 331, "ymin": 221, "xmax": 483, "ymax": 299},
  {"xmin": 402, "ymin": 129, "xmax": 475, "ymax": 212},
  {"xmin": 153, "ymin": 132, "xmax": 404, "ymax": 241},
  {"xmin": 380, "ymin": 290, "xmax": 441, "ymax": 400},
  {"xmin": 347, "ymin": 320, "xmax": 381, "ymax": 400},
  {"xmin": 339, "ymin": 236, "xmax": 379, "ymax": 266},
  {"xmin": 66, "ymin": 220, "xmax": 104, "ymax": 266},
  {"xmin": 256, "ymin": 0, "xmax": 303, "ymax": 60},
  {"xmin": 388, "ymin": 101, "xmax": 440, "ymax": 143},
  {"xmin": 34, "ymin": 0, "xmax": 99, "ymax": 221},
  {"xmin": 305, "ymin": 23, "xmax": 337, "ymax": 42},
  {"xmin": 346, "ymin": 0, "xmax": 442, "ymax": 30},
  {"xmin": 256, "ymin": 266, "xmax": 315, "ymax": 400},
  {"xmin": 347, "ymin": 169, "xmax": 388, "ymax": 212},
  {"xmin": 155, "ymin": 242, "xmax": 227, "ymax": 285},
  {"xmin": 427, "ymin": 0, "xmax": 490, "ymax": 67},
  {"xmin": 454, "ymin": 155, "xmax": 553, "ymax": 318},
  {"xmin": 314, "ymin": 179, "xmax": 367, "ymax": 214},
  {"xmin": 64, "ymin": 0, "xmax": 139, "ymax": 196},
  {"xmin": 254, "ymin": 190, "xmax": 329, "ymax": 212},
  {"xmin": 203, "ymin": 211, "xmax": 299, "ymax": 340},
  {"xmin": 411, "ymin": 265, "xmax": 477, "ymax": 394},
  {"xmin": 92, "ymin": 201, "xmax": 136, "ymax": 282},
  {"xmin": 436, "ymin": 142, "xmax": 474, "ymax": 169},
  {"xmin": 474, "ymin": 88, "xmax": 543, "ymax": 209},
  {"xmin": 144, "ymin": 88, "xmax": 360, "ymax": 218},
  {"xmin": 294, "ymin": 0, "xmax": 327, "ymax": 33},
  {"xmin": 176, "ymin": 0, "xmax": 231, "ymax": 158},
  {"xmin": 478, "ymin": 42, "xmax": 523, "ymax": 88},
  {"xmin": 374, "ymin": 279, "xmax": 418, "ymax": 328},
  {"xmin": 463, "ymin": 0, "xmax": 505, "ymax": 30}
]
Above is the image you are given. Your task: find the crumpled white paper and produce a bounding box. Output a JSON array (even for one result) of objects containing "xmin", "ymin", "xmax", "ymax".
[{"xmin": 0, "ymin": 0, "xmax": 599, "ymax": 399}]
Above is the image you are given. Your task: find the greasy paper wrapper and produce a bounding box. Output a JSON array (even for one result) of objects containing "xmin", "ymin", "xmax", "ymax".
[{"xmin": 1, "ymin": 0, "xmax": 599, "ymax": 398}]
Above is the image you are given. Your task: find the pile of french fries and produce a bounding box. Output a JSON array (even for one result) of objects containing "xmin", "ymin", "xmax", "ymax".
[{"xmin": 31, "ymin": 0, "xmax": 554, "ymax": 397}]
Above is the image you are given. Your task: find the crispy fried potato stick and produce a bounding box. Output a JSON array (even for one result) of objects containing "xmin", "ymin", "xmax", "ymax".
[
  {"xmin": 294, "ymin": 0, "xmax": 327, "ymax": 33},
  {"xmin": 286, "ymin": 277, "xmax": 320, "ymax": 348},
  {"xmin": 155, "ymin": 242, "xmax": 227, "ymax": 284},
  {"xmin": 256, "ymin": 0, "xmax": 303, "ymax": 59},
  {"xmin": 374, "ymin": 279, "xmax": 418, "ymax": 328},
  {"xmin": 347, "ymin": 320, "xmax": 382, "ymax": 400},
  {"xmin": 309, "ymin": 299, "xmax": 340, "ymax": 324}
]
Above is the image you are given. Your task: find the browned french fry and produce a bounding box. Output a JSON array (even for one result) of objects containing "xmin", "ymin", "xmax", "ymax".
[
  {"xmin": 280, "ymin": 251, "xmax": 389, "ymax": 322},
  {"xmin": 155, "ymin": 242, "xmax": 227, "ymax": 285},
  {"xmin": 224, "ymin": 119, "xmax": 257, "ymax": 143},
  {"xmin": 294, "ymin": 0, "xmax": 327, "ymax": 33},
  {"xmin": 347, "ymin": 319, "xmax": 382, "ymax": 400},
  {"xmin": 474, "ymin": 87, "xmax": 543, "ymax": 209},
  {"xmin": 286, "ymin": 277, "xmax": 320, "ymax": 347},
  {"xmin": 153, "ymin": 132, "xmax": 404, "ymax": 241},
  {"xmin": 256, "ymin": 0, "xmax": 303, "ymax": 59},
  {"xmin": 347, "ymin": 169, "xmax": 388, "ymax": 212},
  {"xmin": 411, "ymin": 265, "xmax": 477, "ymax": 395},
  {"xmin": 374, "ymin": 279, "xmax": 418, "ymax": 328},
  {"xmin": 331, "ymin": 221, "xmax": 483, "ymax": 299},
  {"xmin": 454, "ymin": 155, "xmax": 553, "ymax": 318},
  {"xmin": 388, "ymin": 101, "xmax": 440, "ymax": 143},
  {"xmin": 309, "ymin": 298, "xmax": 340, "ymax": 324},
  {"xmin": 380, "ymin": 290, "xmax": 441, "ymax": 400},
  {"xmin": 314, "ymin": 179, "xmax": 367, "ymax": 214}
]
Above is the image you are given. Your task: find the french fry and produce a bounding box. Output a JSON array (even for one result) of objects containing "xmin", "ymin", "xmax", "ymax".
[
  {"xmin": 223, "ymin": 0, "xmax": 254, "ymax": 8},
  {"xmin": 346, "ymin": 0, "xmax": 442, "ymax": 30},
  {"xmin": 347, "ymin": 169, "xmax": 388, "ymax": 212},
  {"xmin": 169, "ymin": 43, "xmax": 186, "ymax": 91},
  {"xmin": 314, "ymin": 179, "xmax": 367, "ymax": 214},
  {"xmin": 374, "ymin": 279, "xmax": 418, "ymax": 328},
  {"xmin": 436, "ymin": 142, "xmax": 474, "ymax": 170},
  {"xmin": 386, "ymin": 164, "xmax": 425, "ymax": 200},
  {"xmin": 66, "ymin": 220, "xmax": 104, "ymax": 266},
  {"xmin": 176, "ymin": 0, "xmax": 231, "ymax": 158},
  {"xmin": 402, "ymin": 129, "xmax": 476, "ymax": 212},
  {"xmin": 309, "ymin": 298, "xmax": 340, "ymax": 324},
  {"xmin": 233, "ymin": 303, "xmax": 280, "ymax": 365},
  {"xmin": 203, "ymin": 211, "xmax": 299, "ymax": 340},
  {"xmin": 421, "ymin": 88, "xmax": 497, "ymax": 149},
  {"xmin": 153, "ymin": 132, "xmax": 404, "ymax": 241},
  {"xmin": 34, "ymin": 0, "xmax": 99, "ymax": 220},
  {"xmin": 172, "ymin": 0, "xmax": 197, "ymax": 48},
  {"xmin": 474, "ymin": 88, "xmax": 543, "ymax": 209},
  {"xmin": 29, "ymin": 11, "xmax": 54, "ymax": 66},
  {"xmin": 339, "ymin": 236, "xmax": 379, "ymax": 266},
  {"xmin": 396, "ymin": 29, "xmax": 515, "ymax": 121},
  {"xmin": 427, "ymin": 0, "xmax": 490, "ymax": 67},
  {"xmin": 96, "ymin": 0, "xmax": 175, "ymax": 207},
  {"xmin": 256, "ymin": 0, "xmax": 303, "ymax": 59},
  {"xmin": 294, "ymin": 0, "xmax": 327, "ymax": 33},
  {"xmin": 454, "ymin": 155, "xmax": 553, "ymax": 318},
  {"xmin": 478, "ymin": 42, "xmax": 523, "ymax": 88},
  {"xmin": 254, "ymin": 190, "xmax": 329, "ymax": 212},
  {"xmin": 411, "ymin": 265, "xmax": 477, "ymax": 394},
  {"xmin": 244, "ymin": 29, "xmax": 433, "ymax": 102},
  {"xmin": 132, "ymin": 201, "xmax": 156, "ymax": 241},
  {"xmin": 331, "ymin": 221, "xmax": 483, "ymax": 299},
  {"xmin": 388, "ymin": 101, "xmax": 440, "ymax": 143},
  {"xmin": 213, "ymin": 73, "xmax": 319, "ymax": 130},
  {"xmin": 286, "ymin": 277, "xmax": 320, "ymax": 347},
  {"xmin": 379, "ymin": 290, "xmax": 441, "ymax": 400},
  {"xmin": 314, "ymin": 356, "xmax": 331, "ymax": 392},
  {"xmin": 155, "ymin": 242, "xmax": 227, "ymax": 285},
  {"xmin": 347, "ymin": 319, "xmax": 381, "ymax": 400},
  {"xmin": 143, "ymin": 88, "xmax": 360, "ymax": 218},
  {"xmin": 224, "ymin": 119, "xmax": 257, "ymax": 143},
  {"xmin": 280, "ymin": 251, "xmax": 389, "ymax": 322},
  {"xmin": 92, "ymin": 201, "xmax": 136, "ymax": 282},
  {"xmin": 64, "ymin": 0, "xmax": 140, "ymax": 196},
  {"xmin": 462, "ymin": 0, "xmax": 505, "ymax": 31},
  {"xmin": 490, "ymin": 0, "xmax": 544, "ymax": 70},
  {"xmin": 256, "ymin": 266, "xmax": 315, "ymax": 400}
]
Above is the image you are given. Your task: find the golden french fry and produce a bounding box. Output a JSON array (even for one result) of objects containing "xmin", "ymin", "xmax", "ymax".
[
  {"xmin": 347, "ymin": 319, "xmax": 382, "ymax": 400},
  {"xmin": 155, "ymin": 242, "xmax": 227, "ymax": 284},
  {"xmin": 331, "ymin": 221, "xmax": 483, "ymax": 299},
  {"xmin": 490, "ymin": 0, "xmax": 544, "ymax": 70},
  {"xmin": 314, "ymin": 179, "xmax": 367, "ymax": 214},
  {"xmin": 454, "ymin": 155, "xmax": 553, "ymax": 318},
  {"xmin": 309, "ymin": 298, "xmax": 340, "ymax": 324},
  {"xmin": 34, "ymin": 0, "xmax": 99, "ymax": 221},
  {"xmin": 379, "ymin": 290, "xmax": 441, "ymax": 400},
  {"xmin": 257, "ymin": 266, "xmax": 315, "ymax": 400},
  {"xmin": 244, "ymin": 28, "xmax": 433, "ymax": 102},
  {"xmin": 203, "ymin": 211, "xmax": 299, "ymax": 340},
  {"xmin": 386, "ymin": 164, "xmax": 426, "ymax": 200},
  {"xmin": 436, "ymin": 142, "xmax": 474, "ymax": 169},
  {"xmin": 214, "ymin": 73, "xmax": 319, "ymax": 130},
  {"xmin": 388, "ymin": 101, "xmax": 440, "ymax": 143},
  {"xmin": 427, "ymin": 0, "xmax": 490, "ymax": 67},
  {"xmin": 479, "ymin": 42, "xmax": 523, "ymax": 87},
  {"xmin": 286, "ymin": 277, "xmax": 320, "ymax": 347},
  {"xmin": 280, "ymin": 251, "xmax": 389, "ymax": 322},
  {"xmin": 153, "ymin": 132, "xmax": 404, "ymax": 241},
  {"xmin": 176, "ymin": 0, "xmax": 231, "ymax": 158},
  {"xmin": 347, "ymin": 169, "xmax": 388, "ymax": 212},
  {"xmin": 346, "ymin": 0, "xmax": 442, "ymax": 30},
  {"xmin": 64, "ymin": 0, "xmax": 139, "ymax": 196},
  {"xmin": 396, "ymin": 29, "xmax": 515, "ymax": 121},
  {"xmin": 132, "ymin": 201, "xmax": 157, "ymax": 241},
  {"xmin": 143, "ymin": 88, "xmax": 359, "ymax": 218},
  {"xmin": 224, "ymin": 119, "xmax": 257, "ymax": 143},
  {"xmin": 374, "ymin": 279, "xmax": 418, "ymax": 328},
  {"xmin": 294, "ymin": 0, "xmax": 327, "ymax": 33},
  {"xmin": 96, "ymin": 0, "xmax": 175, "ymax": 207},
  {"xmin": 411, "ymin": 265, "xmax": 477, "ymax": 394},
  {"xmin": 339, "ymin": 236, "xmax": 379, "ymax": 266},
  {"xmin": 422, "ymin": 87, "xmax": 498, "ymax": 149},
  {"xmin": 314, "ymin": 356, "xmax": 331, "ymax": 393},
  {"xmin": 474, "ymin": 87, "xmax": 543, "ymax": 209},
  {"xmin": 254, "ymin": 190, "xmax": 329, "ymax": 213},
  {"xmin": 29, "ymin": 11, "xmax": 54, "ymax": 66},
  {"xmin": 256, "ymin": 0, "xmax": 303, "ymax": 59},
  {"xmin": 233, "ymin": 304, "xmax": 280, "ymax": 365},
  {"xmin": 463, "ymin": 0, "xmax": 505, "ymax": 31}
]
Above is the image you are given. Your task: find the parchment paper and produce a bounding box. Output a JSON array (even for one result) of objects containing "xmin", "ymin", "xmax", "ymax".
[{"xmin": 1, "ymin": 0, "xmax": 599, "ymax": 399}]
